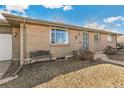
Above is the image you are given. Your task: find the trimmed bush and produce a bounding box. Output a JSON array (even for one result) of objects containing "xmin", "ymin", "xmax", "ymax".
[
  {"xmin": 79, "ymin": 49, "xmax": 94, "ymax": 61},
  {"xmin": 103, "ymin": 46, "xmax": 117, "ymax": 55}
]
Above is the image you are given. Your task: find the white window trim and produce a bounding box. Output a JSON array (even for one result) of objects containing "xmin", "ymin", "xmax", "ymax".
[
  {"xmin": 94, "ymin": 32, "xmax": 100, "ymax": 42},
  {"xmin": 50, "ymin": 27, "xmax": 69, "ymax": 45}
]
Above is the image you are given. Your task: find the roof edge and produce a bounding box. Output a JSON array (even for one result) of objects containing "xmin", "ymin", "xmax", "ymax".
[{"xmin": 1, "ymin": 13, "xmax": 122, "ymax": 35}]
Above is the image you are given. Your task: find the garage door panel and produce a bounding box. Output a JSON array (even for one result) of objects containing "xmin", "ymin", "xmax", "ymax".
[{"xmin": 0, "ymin": 34, "xmax": 12, "ymax": 61}]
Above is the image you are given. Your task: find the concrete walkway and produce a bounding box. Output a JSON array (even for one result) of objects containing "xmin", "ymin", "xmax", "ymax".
[
  {"xmin": 94, "ymin": 53, "xmax": 124, "ymax": 66},
  {"xmin": 0, "ymin": 61, "xmax": 11, "ymax": 79}
]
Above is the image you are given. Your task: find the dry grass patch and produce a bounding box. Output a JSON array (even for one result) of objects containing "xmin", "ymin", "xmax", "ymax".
[
  {"xmin": 107, "ymin": 50, "xmax": 124, "ymax": 62},
  {"xmin": 35, "ymin": 64, "xmax": 124, "ymax": 88},
  {"xmin": 0, "ymin": 59, "xmax": 103, "ymax": 88}
]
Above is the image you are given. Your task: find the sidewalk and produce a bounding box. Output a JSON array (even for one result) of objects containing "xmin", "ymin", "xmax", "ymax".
[
  {"xmin": 0, "ymin": 61, "xmax": 11, "ymax": 79},
  {"xmin": 94, "ymin": 53, "xmax": 124, "ymax": 66}
]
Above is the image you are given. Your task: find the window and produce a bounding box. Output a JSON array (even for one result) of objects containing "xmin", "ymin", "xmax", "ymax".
[
  {"xmin": 108, "ymin": 34, "xmax": 113, "ymax": 42},
  {"xmin": 94, "ymin": 33, "xmax": 100, "ymax": 42},
  {"xmin": 51, "ymin": 28, "xmax": 68, "ymax": 44}
]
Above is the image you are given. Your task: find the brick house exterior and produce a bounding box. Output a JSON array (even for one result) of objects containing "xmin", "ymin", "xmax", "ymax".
[{"xmin": 0, "ymin": 13, "xmax": 121, "ymax": 65}]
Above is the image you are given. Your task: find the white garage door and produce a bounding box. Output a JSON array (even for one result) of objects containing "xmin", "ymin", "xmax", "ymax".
[{"xmin": 0, "ymin": 34, "xmax": 12, "ymax": 61}]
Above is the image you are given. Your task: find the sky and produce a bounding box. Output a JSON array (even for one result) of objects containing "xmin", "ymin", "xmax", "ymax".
[{"xmin": 0, "ymin": 5, "xmax": 124, "ymax": 34}]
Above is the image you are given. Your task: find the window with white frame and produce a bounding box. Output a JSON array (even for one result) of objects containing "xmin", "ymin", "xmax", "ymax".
[
  {"xmin": 51, "ymin": 28, "xmax": 68, "ymax": 44},
  {"xmin": 94, "ymin": 33, "xmax": 100, "ymax": 42},
  {"xmin": 108, "ymin": 34, "xmax": 113, "ymax": 42}
]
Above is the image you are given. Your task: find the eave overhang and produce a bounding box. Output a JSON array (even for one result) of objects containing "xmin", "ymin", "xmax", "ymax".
[{"xmin": 2, "ymin": 13, "xmax": 122, "ymax": 35}]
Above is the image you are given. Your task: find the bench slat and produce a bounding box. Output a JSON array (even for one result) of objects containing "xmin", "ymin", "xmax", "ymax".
[{"xmin": 30, "ymin": 50, "xmax": 50, "ymax": 58}]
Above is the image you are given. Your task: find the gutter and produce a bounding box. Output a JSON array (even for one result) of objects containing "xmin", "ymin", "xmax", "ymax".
[{"xmin": 2, "ymin": 13, "xmax": 122, "ymax": 35}]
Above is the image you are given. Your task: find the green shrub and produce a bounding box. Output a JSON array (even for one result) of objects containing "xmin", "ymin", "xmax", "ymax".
[{"xmin": 103, "ymin": 46, "xmax": 117, "ymax": 55}]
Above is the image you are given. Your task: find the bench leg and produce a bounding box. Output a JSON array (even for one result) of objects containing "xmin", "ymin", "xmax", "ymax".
[{"xmin": 49, "ymin": 53, "xmax": 52, "ymax": 62}]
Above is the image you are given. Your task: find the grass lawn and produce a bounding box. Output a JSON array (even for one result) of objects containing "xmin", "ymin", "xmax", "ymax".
[
  {"xmin": 0, "ymin": 58, "xmax": 104, "ymax": 88},
  {"xmin": 0, "ymin": 58, "xmax": 124, "ymax": 88},
  {"xmin": 35, "ymin": 64, "xmax": 124, "ymax": 88},
  {"xmin": 107, "ymin": 50, "xmax": 124, "ymax": 62}
]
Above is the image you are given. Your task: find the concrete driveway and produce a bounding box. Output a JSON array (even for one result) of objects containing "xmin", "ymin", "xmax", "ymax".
[{"xmin": 0, "ymin": 61, "xmax": 11, "ymax": 79}]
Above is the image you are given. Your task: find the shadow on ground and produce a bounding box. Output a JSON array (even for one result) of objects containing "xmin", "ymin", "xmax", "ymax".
[{"xmin": 0, "ymin": 58, "xmax": 107, "ymax": 88}]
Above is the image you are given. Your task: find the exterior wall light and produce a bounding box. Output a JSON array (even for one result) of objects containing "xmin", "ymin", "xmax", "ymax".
[
  {"xmin": 75, "ymin": 32, "xmax": 81, "ymax": 39},
  {"xmin": 13, "ymin": 32, "xmax": 17, "ymax": 38}
]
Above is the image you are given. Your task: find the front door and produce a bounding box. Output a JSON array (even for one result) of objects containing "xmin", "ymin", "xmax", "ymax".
[{"xmin": 83, "ymin": 32, "xmax": 89, "ymax": 49}]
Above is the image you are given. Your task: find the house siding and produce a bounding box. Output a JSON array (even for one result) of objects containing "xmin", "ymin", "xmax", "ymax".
[
  {"xmin": 0, "ymin": 24, "xmax": 116, "ymax": 64},
  {"xmin": 26, "ymin": 24, "xmax": 50, "ymax": 58},
  {"xmin": 26, "ymin": 24, "xmax": 82, "ymax": 58},
  {"xmin": 89, "ymin": 32, "xmax": 116, "ymax": 52},
  {"xmin": 117, "ymin": 35, "xmax": 124, "ymax": 43},
  {"xmin": 0, "ymin": 25, "xmax": 117, "ymax": 63},
  {"xmin": 24, "ymin": 24, "xmax": 117, "ymax": 60},
  {"xmin": 8, "ymin": 23, "xmax": 117, "ymax": 65},
  {"xmin": 12, "ymin": 27, "xmax": 20, "ymax": 61}
]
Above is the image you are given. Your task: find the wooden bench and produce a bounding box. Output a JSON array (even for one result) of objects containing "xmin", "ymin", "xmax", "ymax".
[{"xmin": 29, "ymin": 50, "xmax": 52, "ymax": 63}]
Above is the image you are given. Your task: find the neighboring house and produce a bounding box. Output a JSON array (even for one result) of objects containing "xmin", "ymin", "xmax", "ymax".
[
  {"xmin": 117, "ymin": 35, "xmax": 124, "ymax": 48},
  {"xmin": 117, "ymin": 35, "xmax": 124, "ymax": 44},
  {"xmin": 0, "ymin": 13, "xmax": 122, "ymax": 65}
]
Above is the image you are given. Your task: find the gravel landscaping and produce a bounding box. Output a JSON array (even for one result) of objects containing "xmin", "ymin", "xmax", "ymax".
[
  {"xmin": 35, "ymin": 64, "xmax": 124, "ymax": 88},
  {"xmin": 0, "ymin": 58, "xmax": 104, "ymax": 88},
  {"xmin": 107, "ymin": 49, "xmax": 124, "ymax": 62}
]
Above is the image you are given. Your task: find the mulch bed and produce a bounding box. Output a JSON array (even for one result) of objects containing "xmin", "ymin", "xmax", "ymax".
[{"xmin": 0, "ymin": 58, "xmax": 105, "ymax": 88}]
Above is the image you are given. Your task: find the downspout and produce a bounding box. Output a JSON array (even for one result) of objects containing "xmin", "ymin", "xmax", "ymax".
[
  {"xmin": 116, "ymin": 35, "xmax": 117, "ymax": 49},
  {"xmin": 20, "ymin": 23, "xmax": 24, "ymax": 65},
  {"xmin": 13, "ymin": 18, "xmax": 26, "ymax": 76},
  {"xmin": 23, "ymin": 18, "xmax": 27, "ymax": 61},
  {"xmin": 49, "ymin": 26, "xmax": 52, "ymax": 61},
  {"xmin": 20, "ymin": 18, "xmax": 26, "ymax": 65}
]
